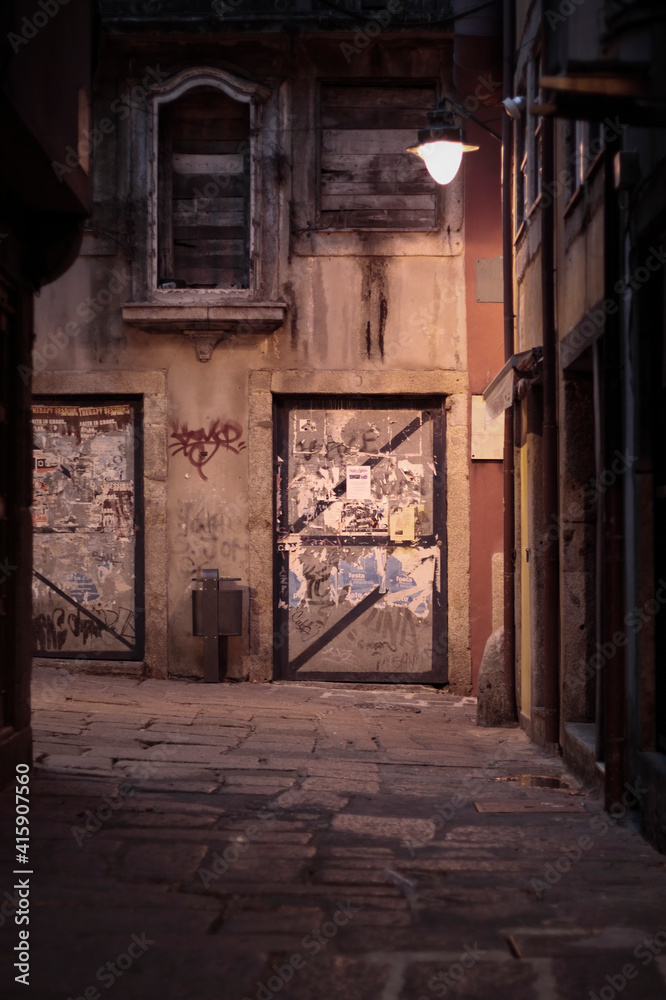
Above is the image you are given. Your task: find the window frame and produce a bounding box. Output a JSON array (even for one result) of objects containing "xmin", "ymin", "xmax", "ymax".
[
  {"xmin": 146, "ymin": 67, "xmax": 270, "ymax": 300},
  {"xmin": 514, "ymin": 56, "xmax": 544, "ymax": 240},
  {"xmin": 525, "ymin": 56, "xmax": 543, "ymax": 217},
  {"xmin": 515, "ymin": 90, "xmax": 527, "ymax": 234},
  {"xmin": 565, "ymin": 118, "xmax": 604, "ymax": 203},
  {"xmin": 314, "ymin": 79, "xmax": 441, "ymax": 234},
  {"xmin": 290, "ymin": 72, "xmax": 463, "ymax": 260}
]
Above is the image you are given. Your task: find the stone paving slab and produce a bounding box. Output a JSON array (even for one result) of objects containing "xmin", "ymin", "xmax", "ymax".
[{"xmin": 1, "ymin": 669, "xmax": 666, "ymax": 999}]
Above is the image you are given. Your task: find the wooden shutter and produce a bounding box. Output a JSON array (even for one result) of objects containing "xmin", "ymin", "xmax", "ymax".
[
  {"xmin": 318, "ymin": 83, "xmax": 438, "ymax": 231},
  {"xmin": 158, "ymin": 87, "xmax": 250, "ymax": 289}
]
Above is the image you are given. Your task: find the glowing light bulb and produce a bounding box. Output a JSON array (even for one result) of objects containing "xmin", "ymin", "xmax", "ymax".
[{"xmin": 413, "ymin": 140, "xmax": 464, "ymax": 185}]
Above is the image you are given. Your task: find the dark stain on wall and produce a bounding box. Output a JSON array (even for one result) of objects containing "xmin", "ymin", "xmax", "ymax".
[
  {"xmin": 378, "ymin": 293, "xmax": 388, "ymax": 361},
  {"xmin": 360, "ymin": 257, "xmax": 389, "ymax": 361},
  {"xmin": 283, "ymin": 280, "xmax": 298, "ymax": 350}
]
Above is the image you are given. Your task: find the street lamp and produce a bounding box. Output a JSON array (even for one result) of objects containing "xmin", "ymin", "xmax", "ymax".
[{"xmin": 407, "ymin": 96, "xmax": 502, "ymax": 185}]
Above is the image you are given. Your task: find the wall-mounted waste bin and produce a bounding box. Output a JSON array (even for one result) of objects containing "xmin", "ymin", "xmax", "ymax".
[{"xmin": 191, "ymin": 570, "xmax": 243, "ymax": 682}]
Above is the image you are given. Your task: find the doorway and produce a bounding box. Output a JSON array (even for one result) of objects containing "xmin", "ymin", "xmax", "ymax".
[
  {"xmin": 274, "ymin": 396, "xmax": 447, "ymax": 682},
  {"xmin": 31, "ymin": 398, "xmax": 144, "ymax": 659}
]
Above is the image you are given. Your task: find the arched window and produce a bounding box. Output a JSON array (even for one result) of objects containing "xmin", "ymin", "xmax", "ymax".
[{"xmin": 147, "ymin": 68, "xmax": 269, "ymax": 294}]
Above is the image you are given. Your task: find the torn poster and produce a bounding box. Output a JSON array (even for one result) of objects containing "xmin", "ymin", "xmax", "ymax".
[
  {"xmin": 390, "ymin": 506, "xmax": 415, "ymax": 542},
  {"xmin": 346, "ymin": 465, "xmax": 372, "ymax": 500},
  {"xmin": 341, "ymin": 501, "xmax": 388, "ymax": 534},
  {"xmin": 31, "ymin": 401, "xmax": 138, "ymax": 655}
]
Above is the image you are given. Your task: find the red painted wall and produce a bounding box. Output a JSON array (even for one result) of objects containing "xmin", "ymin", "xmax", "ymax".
[{"xmin": 463, "ymin": 114, "xmax": 505, "ymax": 692}]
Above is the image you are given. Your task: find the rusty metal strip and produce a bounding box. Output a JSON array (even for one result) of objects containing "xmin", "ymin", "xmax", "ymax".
[
  {"xmin": 289, "ymin": 585, "xmax": 384, "ymax": 671},
  {"xmin": 32, "ymin": 570, "xmax": 134, "ymax": 651},
  {"xmin": 290, "ymin": 412, "xmax": 429, "ymax": 534}
]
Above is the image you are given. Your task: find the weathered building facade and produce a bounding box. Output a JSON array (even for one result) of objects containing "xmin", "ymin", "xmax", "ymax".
[
  {"xmin": 497, "ymin": 0, "xmax": 666, "ymax": 850},
  {"xmin": 0, "ymin": 0, "xmax": 92, "ymax": 786},
  {"xmin": 31, "ymin": 1, "xmax": 505, "ymax": 693}
]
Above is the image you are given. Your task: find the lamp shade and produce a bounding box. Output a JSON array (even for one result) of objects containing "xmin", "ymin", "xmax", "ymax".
[
  {"xmin": 407, "ymin": 113, "xmax": 479, "ymax": 186},
  {"xmin": 409, "ymin": 140, "xmax": 464, "ymax": 185}
]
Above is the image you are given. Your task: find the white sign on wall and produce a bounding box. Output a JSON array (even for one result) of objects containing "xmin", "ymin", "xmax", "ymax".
[
  {"xmin": 471, "ymin": 395, "xmax": 504, "ymax": 460},
  {"xmin": 346, "ymin": 465, "xmax": 372, "ymax": 499}
]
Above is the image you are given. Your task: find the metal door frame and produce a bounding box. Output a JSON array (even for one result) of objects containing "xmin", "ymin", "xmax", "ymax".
[
  {"xmin": 273, "ymin": 394, "xmax": 447, "ymax": 683},
  {"xmin": 32, "ymin": 394, "xmax": 145, "ymax": 660}
]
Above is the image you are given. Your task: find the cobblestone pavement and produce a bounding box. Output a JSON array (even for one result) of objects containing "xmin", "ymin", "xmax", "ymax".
[{"xmin": 1, "ymin": 669, "xmax": 666, "ymax": 1000}]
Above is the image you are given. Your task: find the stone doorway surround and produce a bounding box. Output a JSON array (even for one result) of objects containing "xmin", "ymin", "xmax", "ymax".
[
  {"xmin": 247, "ymin": 368, "xmax": 472, "ymax": 693},
  {"xmin": 32, "ymin": 370, "xmax": 168, "ymax": 677}
]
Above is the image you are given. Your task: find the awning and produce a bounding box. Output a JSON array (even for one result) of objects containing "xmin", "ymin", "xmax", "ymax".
[{"xmin": 482, "ymin": 347, "xmax": 543, "ymax": 423}]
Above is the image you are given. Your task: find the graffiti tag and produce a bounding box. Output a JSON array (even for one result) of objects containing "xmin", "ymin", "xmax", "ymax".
[
  {"xmin": 33, "ymin": 608, "xmax": 68, "ymax": 651},
  {"xmin": 292, "ymin": 608, "xmax": 324, "ymax": 637},
  {"xmin": 169, "ymin": 419, "xmax": 246, "ymax": 481},
  {"xmin": 33, "ymin": 604, "xmax": 136, "ymax": 651}
]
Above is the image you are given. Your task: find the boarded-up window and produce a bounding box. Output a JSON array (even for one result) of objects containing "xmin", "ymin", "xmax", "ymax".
[
  {"xmin": 158, "ymin": 87, "xmax": 250, "ymax": 289},
  {"xmin": 318, "ymin": 83, "xmax": 438, "ymax": 231}
]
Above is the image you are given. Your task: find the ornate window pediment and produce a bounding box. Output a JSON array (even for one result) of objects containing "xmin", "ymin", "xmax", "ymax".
[{"xmin": 123, "ymin": 67, "xmax": 286, "ymax": 359}]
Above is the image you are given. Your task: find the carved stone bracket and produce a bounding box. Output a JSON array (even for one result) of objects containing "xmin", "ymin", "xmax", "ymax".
[{"xmin": 183, "ymin": 332, "xmax": 224, "ymax": 362}]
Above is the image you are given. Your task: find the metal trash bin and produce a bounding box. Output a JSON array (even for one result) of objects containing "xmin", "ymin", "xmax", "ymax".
[{"xmin": 191, "ymin": 569, "xmax": 243, "ymax": 682}]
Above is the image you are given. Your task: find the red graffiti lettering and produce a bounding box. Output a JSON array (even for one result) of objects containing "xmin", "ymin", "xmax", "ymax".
[{"xmin": 169, "ymin": 419, "xmax": 246, "ymax": 480}]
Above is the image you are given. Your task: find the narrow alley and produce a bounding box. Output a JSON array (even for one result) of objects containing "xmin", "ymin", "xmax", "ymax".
[{"xmin": 1, "ymin": 669, "xmax": 665, "ymax": 1000}]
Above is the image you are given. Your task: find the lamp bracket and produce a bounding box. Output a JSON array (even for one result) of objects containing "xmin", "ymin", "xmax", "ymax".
[{"xmin": 438, "ymin": 96, "xmax": 502, "ymax": 143}]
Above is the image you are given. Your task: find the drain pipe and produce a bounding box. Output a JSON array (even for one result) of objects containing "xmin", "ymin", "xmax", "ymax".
[
  {"xmin": 541, "ymin": 111, "xmax": 560, "ymax": 746},
  {"xmin": 500, "ymin": 0, "xmax": 518, "ymax": 723}
]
